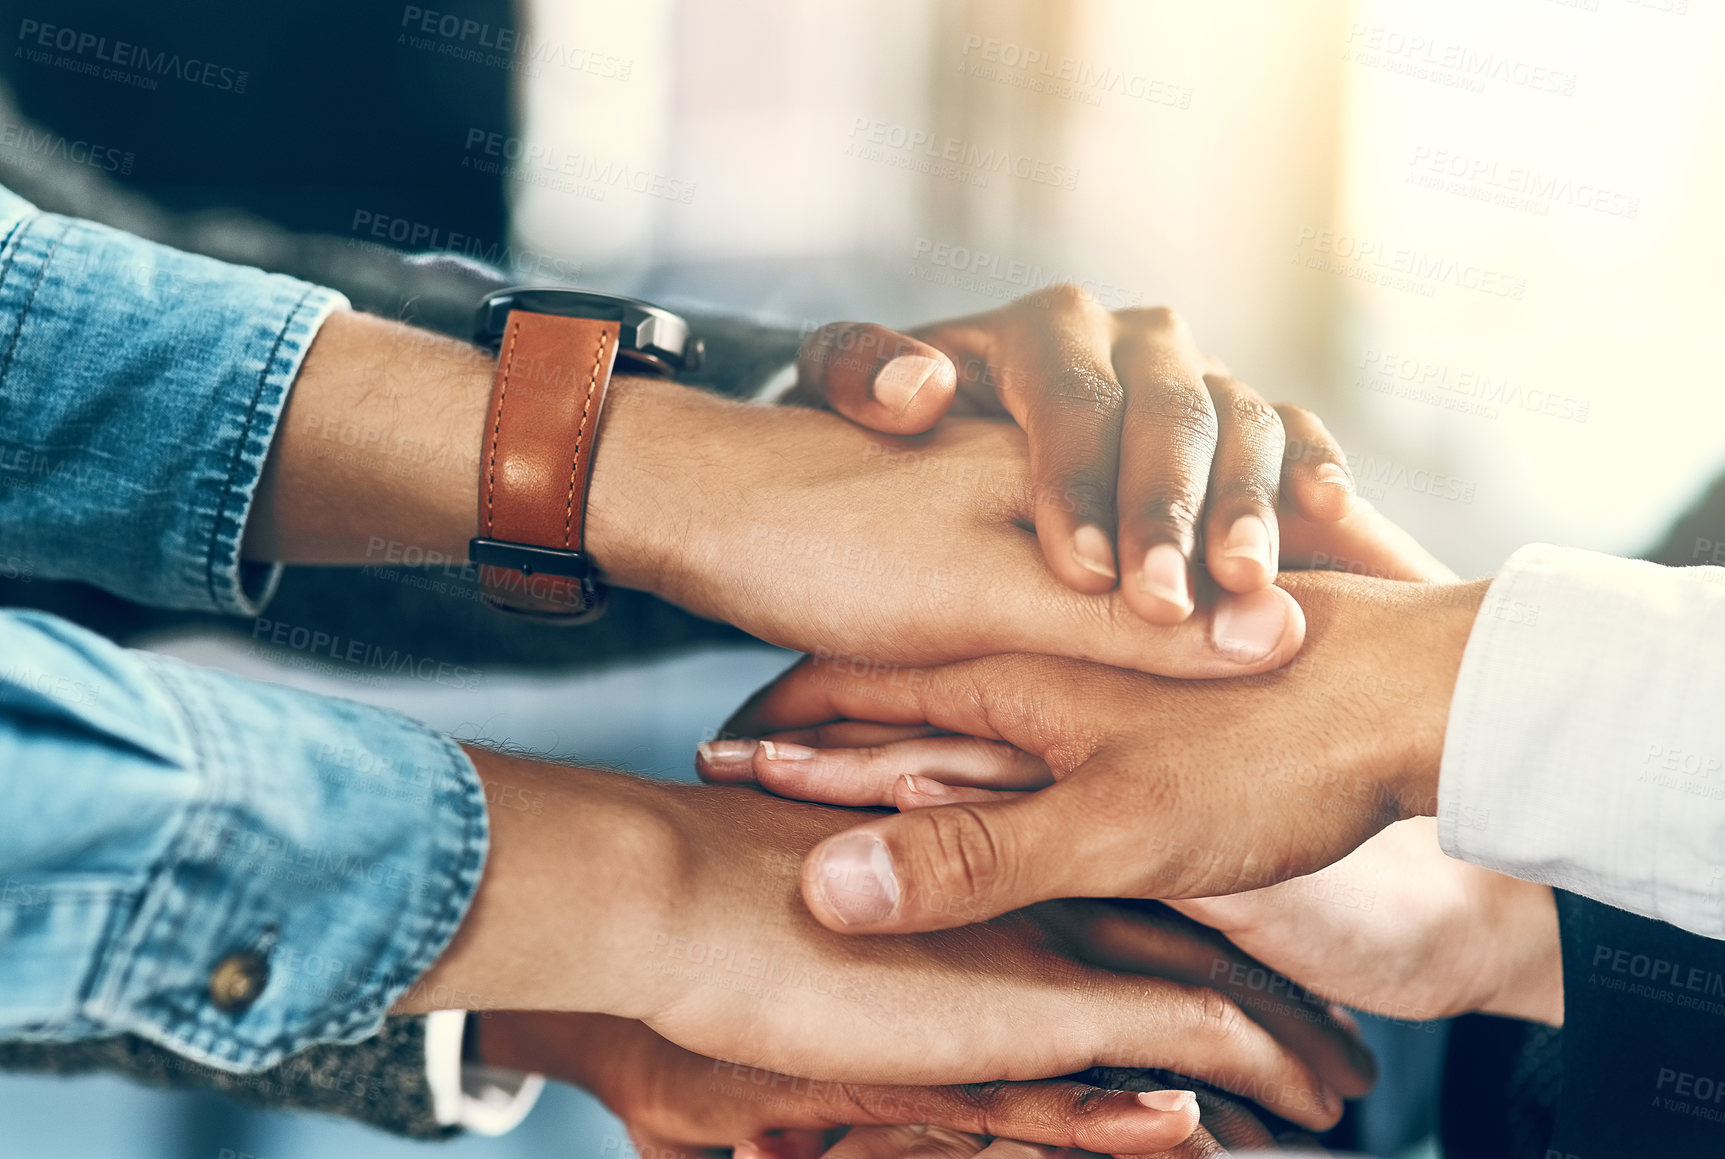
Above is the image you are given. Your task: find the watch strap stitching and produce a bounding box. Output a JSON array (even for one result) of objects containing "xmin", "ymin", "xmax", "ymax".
[
  {"xmin": 482, "ymin": 318, "xmax": 522, "ymax": 537},
  {"xmin": 564, "ymin": 327, "xmax": 609, "ymax": 548}
]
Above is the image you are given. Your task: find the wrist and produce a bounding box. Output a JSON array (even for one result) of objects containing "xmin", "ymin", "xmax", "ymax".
[
  {"xmin": 583, "ymin": 376, "xmax": 755, "ymax": 598},
  {"xmin": 582, "ymin": 376, "xmax": 696, "ymax": 591},
  {"xmin": 248, "ymin": 310, "xmax": 493, "ymax": 563},
  {"xmin": 477, "ymin": 1011, "xmax": 640, "ymax": 1094},
  {"xmin": 395, "ymin": 751, "xmax": 688, "ymax": 1020},
  {"xmin": 1387, "ymin": 579, "xmax": 1488, "ymax": 819},
  {"xmin": 1476, "ymin": 875, "xmax": 1565, "ymax": 1027}
]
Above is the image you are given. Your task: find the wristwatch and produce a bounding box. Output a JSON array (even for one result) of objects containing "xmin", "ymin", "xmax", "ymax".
[{"xmin": 468, "ymin": 288, "xmax": 703, "ymax": 622}]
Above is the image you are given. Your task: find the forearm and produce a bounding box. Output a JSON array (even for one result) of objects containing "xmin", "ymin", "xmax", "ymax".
[
  {"xmin": 242, "ymin": 307, "xmax": 707, "ymax": 590},
  {"xmin": 243, "ymin": 309, "xmax": 490, "ymax": 564},
  {"xmin": 392, "ymin": 748, "xmax": 683, "ymax": 1021}
]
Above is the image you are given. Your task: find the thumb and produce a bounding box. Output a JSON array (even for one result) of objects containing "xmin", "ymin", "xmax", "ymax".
[
  {"xmin": 800, "ymin": 786, "xmax": 1108, "ymax": 933},
  {"xmin": 796, "ymin": 321, "xmax": 957, "ymax": 434}
]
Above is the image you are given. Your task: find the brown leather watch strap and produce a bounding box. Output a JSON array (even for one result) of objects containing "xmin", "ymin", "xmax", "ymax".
[{"xmin": 474, "ymin": 310, "xmax": 620, "ymax": 618}]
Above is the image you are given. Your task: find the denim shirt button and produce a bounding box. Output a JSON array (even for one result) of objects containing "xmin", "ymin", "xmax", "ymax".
[{"xmin": 209, "ymin": 952, "xmax": 270, "ymax": 1013}]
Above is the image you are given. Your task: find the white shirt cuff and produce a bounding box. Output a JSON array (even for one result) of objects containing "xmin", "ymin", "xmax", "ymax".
[
  {"xmin": 1438, "ymin": 543, "xmax": 1725, "ymax": 938},
  {"xmin": 424, "ymin": 1009, "xmax": 545, "ymax": 1136},
  {"xmin": 753, "ymin": 361, "xmax": 799, "ymax": 404}
]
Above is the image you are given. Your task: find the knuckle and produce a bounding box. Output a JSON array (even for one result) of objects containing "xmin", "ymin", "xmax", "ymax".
[
  {"xmin": 1215, "ymin": 476, "xmax": 1278, "ymax": 515},
  {"xmin": 1050, "ymin": 472, "xmax": 1115, "ymax": 522},
  {"xmin": 1051, "ymin": 366, "xmax": 1127, "ymax": 415},
  {"xmin": 1222, "ymin": 389, "xmax": 1282, "ymax": 438},
  {"xmin": 1129, "ymin": 490, "xmax": 1206, "ymax": 537},
  {"xmin": 1285, "ymin": 437, "xmax": 1340, "ymax": 471},
  {"xmin": 913, "ymin": 804, "xmax": 1008, "ymax": 908},
  {"xmin": 1036, "ymin": 281, "xmax": 1099, "ymax": 315},
  {"xmin": 1066, "ymin": 1081, "xmax": 1119, "ymax": 1120},
  {"xmin": 1117, "ymin": 304, "xmax": 1184, "ymax": 335},
  {"xmin": 955, "ymin": 1078, "xmax": 1011, "ymax": 1130},
  {"xmin": 1194, "ymin": 985, "xmax": 1249, "ymax": 1046},
  {"xmin": 1134, "ymin": 385, "xmax": 1218, "ymax": 446}
]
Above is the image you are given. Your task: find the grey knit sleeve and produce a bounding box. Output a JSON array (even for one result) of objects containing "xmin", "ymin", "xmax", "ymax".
[{"xmin": 0, "ymin": 1017, "xmax": 450, "ymax": 1140}]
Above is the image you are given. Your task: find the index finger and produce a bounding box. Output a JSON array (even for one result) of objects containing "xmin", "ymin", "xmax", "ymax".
[
  {"xmin": 820, "ymin": 1083, "xmax": 1202, "ymax": 1156},
  {"xmin": 797, "ymin": 322, "xmax": 957, "ymax": 434}
]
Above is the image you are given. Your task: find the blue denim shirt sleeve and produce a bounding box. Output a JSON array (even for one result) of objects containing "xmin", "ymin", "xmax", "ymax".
[
  {"xmin": 0, "ymin": 610, "xmax": 487, "ymax": 1073},
  {"xmin": 0, "ymin": 184, "xmax": 490, "ymax": 1072},
  {"xmin": 0, "ymin": 184, "xmax": 347, "ymax": 615}
]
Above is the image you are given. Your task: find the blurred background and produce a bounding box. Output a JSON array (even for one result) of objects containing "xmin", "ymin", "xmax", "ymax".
[{"xmin": 1, "ymin": 0, "xmax": 1722, "ymax": 1155}]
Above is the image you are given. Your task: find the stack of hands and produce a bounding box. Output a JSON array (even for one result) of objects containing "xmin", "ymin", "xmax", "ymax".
[{"xmin": 287, "ymin": 290, "xmax": 1560, "ymax": 1157}]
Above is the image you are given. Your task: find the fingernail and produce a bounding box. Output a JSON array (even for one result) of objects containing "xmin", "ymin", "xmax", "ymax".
[
  {"xmin": 873, "ymin": 354, "xmax": 942, "ymax": 415},
  {"xmin": 812, "ymin": 831, "xmax": 900, "ymax": 925},
  {"xmin": 899, "ymin": 773, "xmax": 957, "ymax": 803},
  {"xmin": 759, "ymin": 740, "xmax": 815, "ymax": 761},
  {"xmin": 733, "ymin": 1142, "xmax": 766, "ymax": 1159},
  {"xmin": 698, "ymin": 739, "xmax": 758, "ymax": 767},
  {"xmin": 1138, "ymin": 543, "xmax": 1192, "ymax": 611},
  {"xmin": 1137, "ymin": 1090, "xmax": 1196, "ymax": 1113},
  {"xmin": 1315, "ymin": 461, "xmax": 1353, "ymax": 491},
  {"xmin": 1220, "ymin": 515, "xmax": 1271, "ymax": 568},
  {"xmin": 1210, "ymin": 590, "xmax": 1288, "ymax": 662},
  {"xmin": 1071, "ymin": 525, "xmax": 1117, "ymax": 581}
]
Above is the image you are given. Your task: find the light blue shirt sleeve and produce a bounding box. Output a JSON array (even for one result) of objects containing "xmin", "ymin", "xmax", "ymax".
[
  {"xmin": 0, "ymin": 184, "xmax": 345, "ymax": 615},
  {"xmin": 0, "ymin": 185, "xmax": 491, "ymax": 1072}
]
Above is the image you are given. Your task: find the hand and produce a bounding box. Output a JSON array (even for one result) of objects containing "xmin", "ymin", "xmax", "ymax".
[
  {"xmin": 784, "ymin": 1086, "xmax": 1302, "ymax": 1159},
  {"xmin": 248, "ymin": 310, "xmax": 1443, "ymax": 677},
  {"xmin": 584, "ymin": 376, "xmax": 1309, "ymax": 675},
  {"xmin": 798, "ymin": 1076, "xmax": 1319, "ymax": 1159},
  {"xmin": 703, "ymin": 717, "xmax": 1563, "ymax": 1025},
  {"xmin": 476, "ymin": 1012, "xmax": 1212, "ymax": 1159},
  {"xmin": 250, "ymin": 313, "xmax": 1302, "ymax": 676},
  {"xmin": 790, "ymin": 292, "xmax": 1452, "ymax": 620},
  {"xmin": 401, "ymin": 749, "xmax": 1371, "ymax": 1130},
  {"xmin": 1168, "ymin": 819, "xmax": 1563, "ymax": 1029},
  {"xmin": 703, "ymin": 570, "xmax": 1485, "ymax": 933}
]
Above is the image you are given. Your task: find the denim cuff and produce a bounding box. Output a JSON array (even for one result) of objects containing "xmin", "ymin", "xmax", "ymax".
[
  {"xmin": 0, "ymin": 190, "xmax": 348, "ymax": 616},
  {"xmin": 40, "ymin": 647, "xmax": 490, "ymax": 1073}
]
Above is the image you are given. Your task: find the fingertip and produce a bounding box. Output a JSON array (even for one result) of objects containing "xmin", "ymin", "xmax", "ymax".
[
  {"xmin": 1258, "ymin": 1069, "xmax": 1344, "ymax": 1133},
  {"xmin": 1206, "ymin": 513, "xmax": 1277, "ymax": 592},
  {"xmin": 1123, "ymin": 542, "xmax": 1196, "ymax": 625},
  {"xmin": 869, "ymin": 352, "xmax": 956, "ymax": 432},
  {"xmin": 1296, "ymin": 462, "xmax": 1355, "ymax": 522},
  {"xmin": 1047, "ymin": 1087, "xmax": 1201, "ymax": 1156},
  {"xmin": 1207, "ymin": 585, "xmax": 1305, "ymax": 671},
  {"xmin": 894, "ymin": 774, "xmax": 1013, "ymax": 811},
  {"xmin": 1069, "ymin": 524, "xmax": 1118, "ymax": 583},
  {"xmin": 804, "ymin": 322, "xmax": 955, "ymax": 435},
  {"xmin": 696, "ymin": 739, "xmax": 761, "ymax": 782},
  {"xmin": 1039, "ymin": 521, "xmax": 1119, "ymax": 596},
  {"xmin": 1318, "ymin": 1082, "xmax": 1347, "ymax": 1129},
  {"xmin": 801, "ymin": 827, "xmax": 904, "ymax": 932},
  {"xmin": 1134, "ymin": 1089, "xmax": 1202, "ymax": 1150},
  {"xmin": 895, "ymin": 773, "xmax": 954, "ymax": 810}
]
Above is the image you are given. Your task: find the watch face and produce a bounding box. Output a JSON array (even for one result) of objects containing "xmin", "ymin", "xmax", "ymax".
[{"xmin": 474, "ymin": 287, "xmax": 701, "ymax": 375}]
